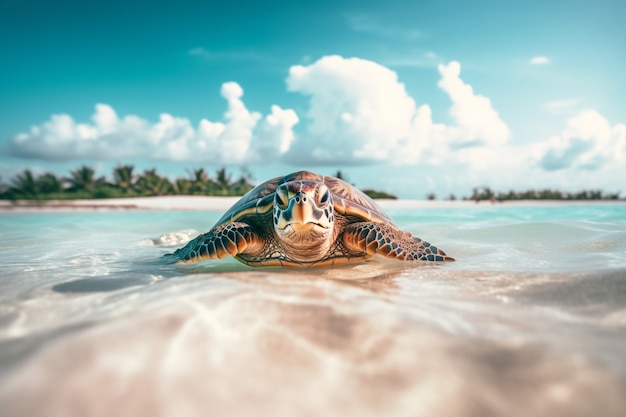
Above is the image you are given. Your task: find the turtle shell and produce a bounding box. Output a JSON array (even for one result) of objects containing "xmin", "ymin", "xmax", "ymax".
[{"xmin": 213, "ymin": 170, "xmax": 394, "ymax": 228}]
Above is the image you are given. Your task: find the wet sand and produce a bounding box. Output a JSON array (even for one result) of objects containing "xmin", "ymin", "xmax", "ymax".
[
  {"xmin": 2, "ymin": 269, "xmax": 625, "ymax": 417},
  {"xmin": 1, "ymin": 200, "xmax": 625, "ymax": 417}
]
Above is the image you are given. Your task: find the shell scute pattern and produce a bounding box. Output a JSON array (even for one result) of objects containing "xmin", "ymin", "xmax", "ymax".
[{"xmin": 214, "ymin": 170, "xmax": 391, "ymax": 229}]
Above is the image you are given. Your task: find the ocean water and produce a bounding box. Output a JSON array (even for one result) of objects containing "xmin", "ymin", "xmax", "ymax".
[{"xmin": 0, "ymin": 202, "xmax": 625, "ymax": 417}]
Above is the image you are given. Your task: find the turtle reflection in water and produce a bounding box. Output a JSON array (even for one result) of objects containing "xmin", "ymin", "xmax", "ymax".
[{"xmin": 165, "ymin": 171, "xmax": 454, "ymax": 267}]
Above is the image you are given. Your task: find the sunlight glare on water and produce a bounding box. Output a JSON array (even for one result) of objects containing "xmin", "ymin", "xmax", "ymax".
[{"xmin": 0, "ymin": 203, "xmax": 625, "ymax": 417}]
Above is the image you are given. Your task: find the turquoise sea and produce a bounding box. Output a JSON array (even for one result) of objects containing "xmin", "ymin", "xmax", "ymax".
[{"xmin": 0, "ymin": 202, "xmax": 625, "ymax": 417}]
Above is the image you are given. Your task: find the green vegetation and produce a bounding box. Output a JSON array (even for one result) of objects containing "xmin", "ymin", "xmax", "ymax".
[
  {"xmin": 466, "ymin": 187, "xmax": 622, "ymax": 202},
  {"xmin": 362, "ymin": 189, "xmax": 398, "ymax": 200},
  {"xmin": 0, "ymin": 166, "xmax": 255, "ymax": 200},
  {"xmin": 0, "ymin": 166, "xmax": 400, "ymax": 201},
  {"xmin": 336, "ymin": 170, "xmax": 398, "ymax": 200},
  {"xmin": 3, "ymin": 167, "xmax": 620, "ymax": 202}
]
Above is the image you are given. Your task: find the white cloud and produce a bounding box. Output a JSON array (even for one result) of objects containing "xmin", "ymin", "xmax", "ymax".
[
  {"xmin": 530, "ymin": 56, "xmax": 550, "ymax": 65},
  {"xmin": 11, "ymin": 55, "xmax": 510, "ymax": 171},
  {"xmin": 285, "ymin": 55, "xmax": 418, "ymax": 164},
  {"xmin": 285, "ymin": 56, "xmax": 510, "ymax": 167},
  {"xmin": 11, "ymin": 105, "xmax": 154, "ymax": 161},
  {"xmin": 208, "ymin": 82, "xmax": 262, "ymax": 161},
  {"xmin": 249, "ymin": 105, "xmax": 299, "ymax": 162},
  {"xmin": 11, "ymin": 82, "xmax": 291, "ymax": 164},
  {"xmin": 437, "ymin": 61, "xmax": 511, "ymax": 147},
  {"xmin": 533, "ymin": 109, "xmax": 626, "ymax": 171}
]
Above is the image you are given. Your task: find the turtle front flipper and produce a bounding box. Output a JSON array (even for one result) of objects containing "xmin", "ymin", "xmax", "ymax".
[
  {"xmin": 342, "ymin": 222, "xmax": 455, "ymax": 262},
  {"xmin": 163, "ymin": 222, "xmax": 263, "ymax": 264}
]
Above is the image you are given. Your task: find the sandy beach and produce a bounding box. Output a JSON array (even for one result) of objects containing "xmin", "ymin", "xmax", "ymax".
[
  {"xmin": 0, "ymin": 196, "xmax": 241, "ymax": 212},
  {"xmin": 1, "ymin": 195, "xmax": 623, "ymax": 213}
]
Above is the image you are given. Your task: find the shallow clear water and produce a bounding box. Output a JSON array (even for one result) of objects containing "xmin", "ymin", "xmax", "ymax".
[{"xmin": 0, "ymin": 203, "xmax": 625, "ymax": 417}]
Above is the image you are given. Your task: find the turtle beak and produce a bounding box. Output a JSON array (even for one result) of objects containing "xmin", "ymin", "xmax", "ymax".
[
  {"xmin": 285, "ymin": 191, "xmax": 330, "ymax": 234},
  {"xmin": 291, "ymin": 193, "xmax": 314, "ymax": 226}
]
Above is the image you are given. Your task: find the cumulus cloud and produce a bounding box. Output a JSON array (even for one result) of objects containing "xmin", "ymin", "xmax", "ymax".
[
  {"xmin": 285, "ymin": 56, "xmax": 418, "ymax": 164},
  {"xmin": 195, "ymin": 82, "xmax": 262, "ymax": 162},
  {"xmin": 11, "ymin": 105, "xmax": 153, "ymax": 161},
  {"xmin": 12, "ymin": 55, "xmax": 509, "ymax": 169},
  {"xmin": 249, "ymin": 105, "xmax": 299, "ymax": 162},
  {"xmin": 437, "ymin": 61, "xmax": 510, "ymax": 147},
  {"xmin": 11, "ymin": 82, "xmax": 294, "ymax": 164},
  {"xmin": 530, "ymin": 55, "xmax": 550, "ymax": 65},
  {"xmin": 285, "ymin": 56, "xmax": 510, "ymax": 166},
  {"xmin": 533, "ymin": 110, "xmax": 626, "ymax": 171}
]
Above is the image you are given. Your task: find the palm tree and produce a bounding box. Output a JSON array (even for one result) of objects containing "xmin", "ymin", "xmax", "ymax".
[
  {"xmin": 10, "ymin": 169, "xmax": 39, "ymax": 198},
  {"xmin": 189, "ymin": 168, "xmax": 210, "ymax": 195},
  {"xmin": 37, "ymin": 173, "xmax": 63, "ymax": 194},
  {"xmin": 590, "ymin": 190, "xmax": 603, "ymax": 200},
  {"xmin": 471, "ymin": 187, "xmax": 495, "ymax": 202},
  {"xmin": 174, "ymin": 178, "xmax": 193, "ymax": 195},
  {"xmin": 136, "ymin": 169, "xmax": 172, "ymax": 196},
  {"xmin": 0, "ymin": 176, "xmax": 7, "ymax": 197},
  {"xmin": 66, "ymin": 166, "xmax": 103, "ymax": 193},
  {"xmin": 215, "ymin": 168, "xmax": 232, "ymax": 195},
  {"xmin": 113, "ymin": 165, "xmax": 135, "ymax": 194}
]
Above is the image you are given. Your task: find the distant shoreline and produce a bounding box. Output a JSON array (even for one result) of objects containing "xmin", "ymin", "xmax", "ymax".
[{"xmin": 1, "ymin": 196, "xmax": 625, "ymax": 213}]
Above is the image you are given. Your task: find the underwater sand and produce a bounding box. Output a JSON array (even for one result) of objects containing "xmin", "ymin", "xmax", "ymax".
[{"xmin": 0, "ymin": 200, "xmax": 625, "ymax": 417}]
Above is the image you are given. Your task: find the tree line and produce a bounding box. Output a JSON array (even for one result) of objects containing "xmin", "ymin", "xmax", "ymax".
[
  {"xmin": 463, "ymin": 187, "xmax": 622, "ymax": 202},
  {"xmin": 0, "ymin": 167, "xmax": 399, "ymax": 201},
  {"xmin": 1, "ymin": 167, "xmax": 620, "ymax": 201},
  {"xmin": 0, "ymin": 166, "xmax": 255, "ymax": 200}
]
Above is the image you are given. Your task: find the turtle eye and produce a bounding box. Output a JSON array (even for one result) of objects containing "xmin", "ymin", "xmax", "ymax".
[
  {"xmin": 275, "ymin": 190, "xmax": 289, "ymax": 208},
  {"xmin": 319, "ymin": 190, "xmax": 330, "ymax": 205}
]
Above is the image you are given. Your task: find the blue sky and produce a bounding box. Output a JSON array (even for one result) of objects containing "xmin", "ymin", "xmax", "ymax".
[{"xmin": 1, "ymin": 0, "xmax": 625, "ymax": 198}]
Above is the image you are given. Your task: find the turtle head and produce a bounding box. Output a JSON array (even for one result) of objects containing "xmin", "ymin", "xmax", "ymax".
[{"xmin": 273, "ymin": 180, "xmax": 335, "ymax": 258}]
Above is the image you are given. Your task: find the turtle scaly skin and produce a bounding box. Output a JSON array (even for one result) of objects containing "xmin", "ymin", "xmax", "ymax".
[{"xmin": 164, "ymin": 170, "xmax": 454, "ymax": 267}]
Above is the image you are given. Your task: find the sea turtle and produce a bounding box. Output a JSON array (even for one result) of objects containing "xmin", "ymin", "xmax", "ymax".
[{"xmin": 165, "ymin": 170, "xmax": 454, "ymax": 267}]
